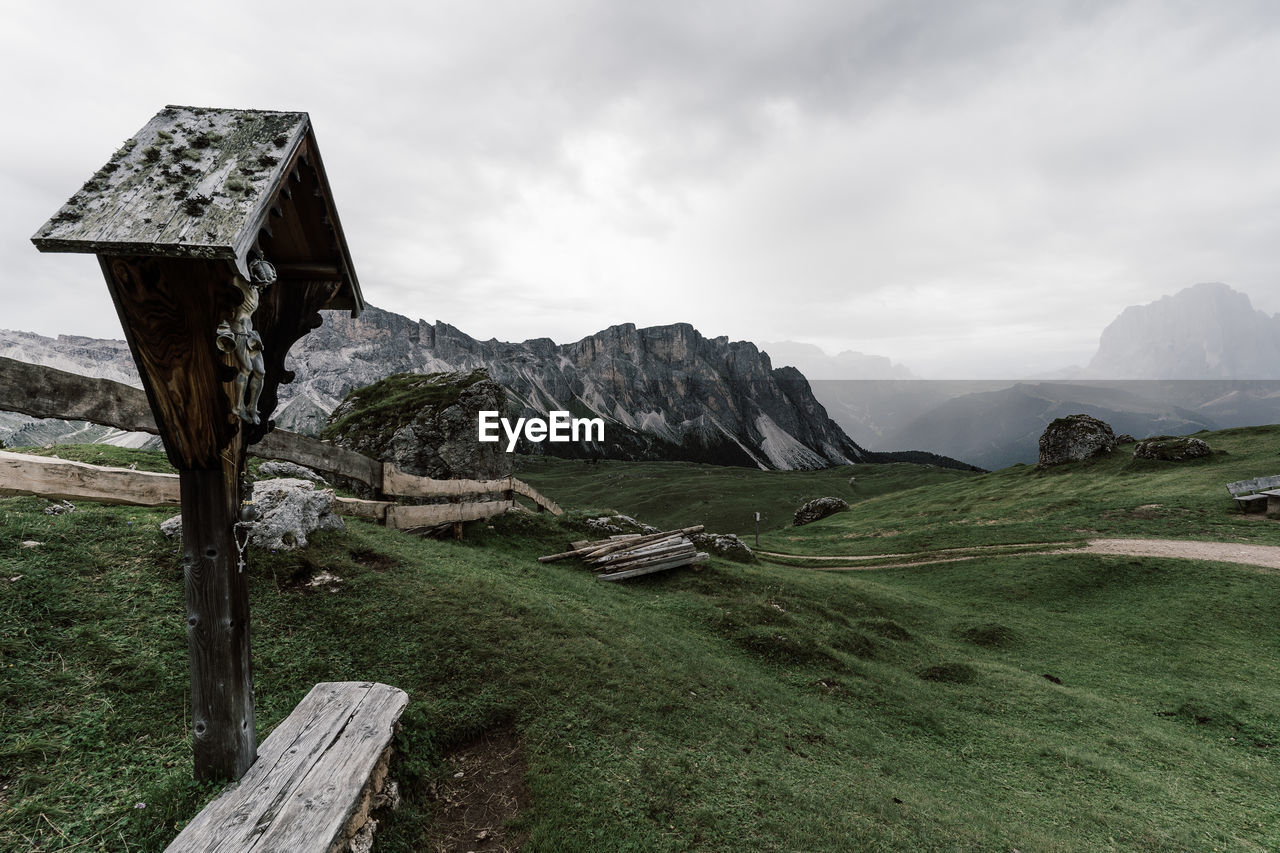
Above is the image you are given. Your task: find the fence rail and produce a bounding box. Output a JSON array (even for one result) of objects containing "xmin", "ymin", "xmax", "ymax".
[
  {"xmin": 0, "ymin": 356, "xmax": 561, "ymax": 522},
  {"xmin": 0, "ymin": 449, "xmax": 180, "ymax": 507}
]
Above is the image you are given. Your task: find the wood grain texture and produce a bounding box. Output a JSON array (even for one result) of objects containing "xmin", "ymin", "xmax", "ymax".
[
  {"xmin": 180, "ymin": 449, "xmax": 255, "ymax": 782},
  {"xmin": 386, "ymin": 499, "xmax": 516, "ymax": 529},
  {"xmin": 0, "ymin": 356, "xmax": 157, "ymax": 433},
  {"xmin": 101, "ymin": 256, "xmax": 241, "ymax": 470},
  {"xmin": 332, "ymin": 496, "xmax": 393, "ymax": 521},
  {"xmin": 510, "ymin": 479, "xmax": 564, "ymax": 515},
  {"xmin": 598, "ymin": 552, "xmax": 709, "ymax": 581},
  {"xmin": 382, "ymin": 464, "xmax": 513, "ymax": 499},
  {"xmin": 253, "ymin": 429, "xmax": 384, "ymax": 488},
  {"xmin": 384, "ymin": 465, "xmax": 563, "ymax": 514},
  {"xmin": 31, "ymin": 107, "xmax": 362, "ymax": 314},
  {"xmin": 164, "ymin": 681, "xmax": 408, "ymax": 853},
  {"xmin": 538, "ymin": 525, "xmax": 704, "ymax": 563},
  {"xmin": 0, "ymin": 450, "xmax": 178, "ymax": 505},
  {"xmin": 31, "ymin": 107, "xmax": 307, "ymax": 266}
]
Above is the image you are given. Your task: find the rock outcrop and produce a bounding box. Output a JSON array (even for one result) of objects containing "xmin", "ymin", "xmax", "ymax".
[
  {"xmin": 1132, "ymin": 436, "xmax": 1212, "ymax": 461},
  {"xmin": 322, "ymin": 370, "xmax": 511, "ymax": 481},
  {"xmin": 1037, "ymin": 414, "xmax": 1116, "ymax": 467},
  {"xmin": 793, "ymin": 497, "xmax": 850, "ymax": 526}
]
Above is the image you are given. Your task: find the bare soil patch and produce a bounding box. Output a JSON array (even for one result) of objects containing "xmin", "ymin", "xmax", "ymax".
[{"xmin": 425, "ymin": 728, "xmax": 530, "ymax": 853}]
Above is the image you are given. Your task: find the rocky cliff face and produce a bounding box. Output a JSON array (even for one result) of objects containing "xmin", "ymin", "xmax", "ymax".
[
  {"xmin": 1, "ymin": 308, "xmax": 866, "ymax": 470},
  {"xmin": 286, "ymin": 306, "xmax": 866, "ymax": 469},
  {"xmin": 1086, "ymin": 282, "xmax": 1280, "ymax": 379}
]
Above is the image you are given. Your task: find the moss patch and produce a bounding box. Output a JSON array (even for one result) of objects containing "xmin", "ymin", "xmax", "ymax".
[{"xmin": 320, "ymin": 369, "xmax": 491, "ymax": 447}]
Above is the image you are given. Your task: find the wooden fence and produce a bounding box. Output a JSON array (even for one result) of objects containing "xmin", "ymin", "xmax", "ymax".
[{"xmin": 0, "ymin": 355, "xmax": 560, "ymax": 527}]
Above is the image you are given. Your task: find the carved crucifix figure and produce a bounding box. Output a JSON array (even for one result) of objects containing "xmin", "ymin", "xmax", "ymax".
[{"xmin": 217, "ymin": 258, "xmax": 276, "ymax": 424}]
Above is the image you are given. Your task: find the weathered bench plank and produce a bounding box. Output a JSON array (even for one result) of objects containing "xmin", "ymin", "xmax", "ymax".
[
  {"xmin": 166, "ymin": 681, "xmax": 408, "ymax": 853},
  {"xmin": 1226, "ymin": 475, "xmax": 1280, "ymax": 512}
]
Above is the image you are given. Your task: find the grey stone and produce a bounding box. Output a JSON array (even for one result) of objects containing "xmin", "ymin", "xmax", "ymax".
[
  {"xmin": 160, "ymin": 478, "xmax": 344, "ymax": 550},
  {"xmin": 793, "ymin": 496, "xmax": 850, "ymax": 526},
  {"xmin": 258, "ymin": 460, "xmax": 328, "ymax": 483},
  {"xmin": 1133, "ymin": 436, "xmax": 1212, "ymax": 461},
  {"xmin": 247, "ymin": 478, "xmax": 345, "ymax": 550},
  {"xmin": 43, "ymin": 499, "xmax": 75, "ymax": 515},
  {"xmin": 586, "ymin": 515, "xmax": 659, "ymax": 537},
  {"xmin": 160, "ymin": 514, "xmax": 183, "ymax": 538},
  {"xmin": 690, "ymin": 532, "xmax": 756, "ymax": 563},
  {"xmin": 1037, "ymin": 414, "xmax": 1116, "ymax": 467}
]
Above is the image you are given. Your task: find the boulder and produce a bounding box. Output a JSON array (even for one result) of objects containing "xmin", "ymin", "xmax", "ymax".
[
  {"xmin": 793, "ymin": 496, "xmax": 850, "ymax": 526},
  {"xmin": 1132, "ymin": 436, "xmax": 1212, "ymax": 461},
  {"xmin": 1037, "ymin": 414, "xmax": 1116, "ymax": 467},
  {"xmin": 258, "ymin": 460, "xmax": 328, "ymax": 484},
  {"xmin": 690, "ymin": 532, "xmax": 756, "ymax": 563},
  {"xmin": 162, "ymin": 478, "xmax": 345, "ymax": 550},
  {"xmin": 322, "ymin": 370, "xmax": 511, "ymax": 483},
  {"xmin": 585, "ymin": 514, "xmax": 659, "ymax": 537}
]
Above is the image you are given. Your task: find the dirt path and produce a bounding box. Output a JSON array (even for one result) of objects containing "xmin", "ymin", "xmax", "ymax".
[
  {"xmin": 1070, "ymin": 538, "xmax": 1280, "ymax": 570},
  {"xmin": 760, "ymin": 538, "xmax": 1280, "ymax": 572}
]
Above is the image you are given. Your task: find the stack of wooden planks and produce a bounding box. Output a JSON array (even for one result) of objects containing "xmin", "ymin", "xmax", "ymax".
[{"xmin": 538, "ymin": 524, "xmax": 708, "ymax": 581}]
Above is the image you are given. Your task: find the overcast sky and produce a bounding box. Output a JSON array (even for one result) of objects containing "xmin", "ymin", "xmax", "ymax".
[{"xmin": 3, "ymin": 1, "xmax": 1279, "ymax": 378}]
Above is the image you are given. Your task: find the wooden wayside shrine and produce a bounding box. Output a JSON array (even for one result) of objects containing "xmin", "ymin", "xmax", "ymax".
[{"xmin": 32, "ymin": 105, "xmax": 365, "ymax": 782}]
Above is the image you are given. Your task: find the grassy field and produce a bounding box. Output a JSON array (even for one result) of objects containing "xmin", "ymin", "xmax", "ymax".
[
  {"xmin": 2, "ymin": 431, "xmax": 1279, "ymax": 850},
  {"xmin": 513, "ymin": 455, "xmax": 976, "ymax": 536},
  {"xmin": 756, "ymin": 425, "xmax": 1280, "ymax": 558}
]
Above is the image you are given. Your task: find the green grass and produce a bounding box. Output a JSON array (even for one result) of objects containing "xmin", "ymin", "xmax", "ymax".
[
  {"xmin": 3, "ymin": 431, "xmax": 1280, "ymax": 850},
  {"xmin": 320, "ymin": 369, "xmax": 490, "ymax": 444},
  {"xmin": 758, "ymin": 424, "xmax": 1280, "ymax": 556},
  {"xmin": 12, "ymin": 443, "xmax": 176, "ymax": 474},
  {"xmin": 514, "ymin": 455, "xmax": 975, "ymax": 536}
]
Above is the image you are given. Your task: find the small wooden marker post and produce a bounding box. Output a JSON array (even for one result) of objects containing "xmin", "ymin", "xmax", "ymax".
[{"xmin": 32, "ymin": 105, "xmax": 363, "ymax": 782}]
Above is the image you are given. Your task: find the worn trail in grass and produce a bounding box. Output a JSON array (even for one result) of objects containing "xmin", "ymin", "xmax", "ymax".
[{"xmin": 759, "ymin": 537, "xmax": 1280, "ymax": 572}]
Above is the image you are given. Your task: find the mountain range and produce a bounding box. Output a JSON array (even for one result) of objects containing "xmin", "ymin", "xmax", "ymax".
[
  {"xmin": 0, "ymin": 308, "xmax": 872, "ymax": 471},
  {"xmin": 5, "ymin": 281, "xmax": 1279, "ymax": 471},
  {"xmin": 781, "ymin": 283, "xmax": 1280, "ymax": 467},
  {"xmin": 281, "ymin": 307, "xmax": 869, "ymax": 469}
]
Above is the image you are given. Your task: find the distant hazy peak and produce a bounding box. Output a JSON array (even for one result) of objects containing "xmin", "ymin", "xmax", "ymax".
[
  {"xmin": 760, "ymin": 340, "xmax": 916, "ymax": 380},
  {"xmin": 1085, "ymin": 282, "xmax": 1280, "ymax": 380}
]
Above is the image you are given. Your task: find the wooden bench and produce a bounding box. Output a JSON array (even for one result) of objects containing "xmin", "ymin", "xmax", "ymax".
[
  {"xmin": 1226, "ymin": 475, "xmax": 1280, "ymax": 512},
  {"xmin": 166, "ymin": 682, "xmax": 408, "ymax": 853}
]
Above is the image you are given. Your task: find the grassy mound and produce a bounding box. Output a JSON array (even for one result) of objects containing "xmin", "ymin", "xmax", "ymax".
[{"xmin": 320, "ymin": 368, "xmax": 492, "ymax": 446}]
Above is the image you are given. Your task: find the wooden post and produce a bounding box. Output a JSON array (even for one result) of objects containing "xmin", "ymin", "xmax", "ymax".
[
  {"xmin": 32, "ymin": 106, "xmax": 366, "ymax": 784},
  {"xmin": 181, "ymin": 441, "xmax": 255, "ymax": 781},
  {"xmin": 95, "ymin": 256, "xmax": 261, "ymax": 781}
]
